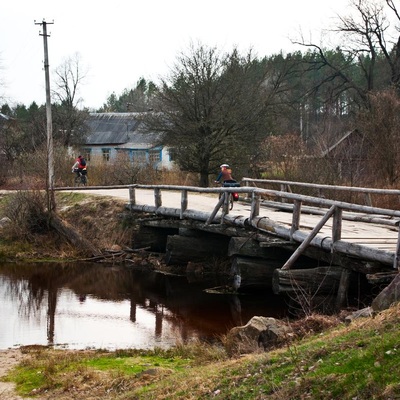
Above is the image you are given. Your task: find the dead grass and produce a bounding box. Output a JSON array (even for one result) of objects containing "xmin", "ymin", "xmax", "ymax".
[
  {"xmin": 0, "ymin": 191, "xmax": 136, "ymax": 261},
  {"xmin": 3, "ymin": 305, "xmax": 400, "ymax": 399}
]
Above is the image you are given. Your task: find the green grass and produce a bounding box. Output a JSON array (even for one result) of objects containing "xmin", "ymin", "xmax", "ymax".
[
  {"xmin": 83, "ymin": 353, "xmax": 191, "ymax": 375},
  {"xmin": 55, "ymin": 191, "xmax": 91, "ymax": 205}
]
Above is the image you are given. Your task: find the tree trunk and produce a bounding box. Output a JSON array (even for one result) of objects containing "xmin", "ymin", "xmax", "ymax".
[
  {"xmin": 199, "ymin": 171, "xmax": 209, "ymax": 188},
  {"xmin": 49, "ymin": 213, "xmax": 101, "ymax": 257}
]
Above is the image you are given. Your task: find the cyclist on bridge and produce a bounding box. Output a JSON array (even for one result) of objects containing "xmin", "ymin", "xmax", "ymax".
[{"xmin": 215, "ymin": 163, "xmax": 236, "ymax": 184}]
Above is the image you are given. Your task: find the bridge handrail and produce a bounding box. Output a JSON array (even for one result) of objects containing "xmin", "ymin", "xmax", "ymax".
[
  {"xmin": 241, "ymin": 178, "xmax": 400, "ymax": 195},
  {"xmin": 57, "ymin": 183, "xmax": 400, "ymax": 219},
  {"xmin": 57, "ymin": 183, "xmax": 400, "ymax": 268}
]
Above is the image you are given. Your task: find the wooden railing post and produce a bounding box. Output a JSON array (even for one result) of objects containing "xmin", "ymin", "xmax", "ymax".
[
  {"xmin": 290, "ymin": 200, "xmax": 301, "ymax": 241},
  {"xmin": 394, "ymin": 224, "xmax": 400, "ymax": 270},
  {"xmin": 220, "ymin": 192, "xmax": 230, "ymax": 222},
  {"xmin": 244, "ymin": 180, "xmax": 250, "ymax": 200},
  {"xmin": 332, "ymin": 207, "xmax": 343, "ymax": 242},
  {"xmin": 154, "ymin": 188, "xmax": 162, "ymax": 208},
  {"xmin": 250, "ymin": 192, "xmax": 260, "ymax": 220},
  {"xmin": 129, "ymin": 186, "xmax": 136, "ymax": 206},
  {"xmin": 364, "ymin": 193, "xmax": 373, "ymax": 207},
  {"xmin": 180, "ymin": 190, "xmax": 188, "ymax": 219},
  {"xmin": 280, "ymin": 184, "xmax": 287, "ymax": 203}
]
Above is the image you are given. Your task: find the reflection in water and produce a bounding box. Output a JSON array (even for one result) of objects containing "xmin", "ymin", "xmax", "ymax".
[{"xmin": 0, "ymin": 262, "xmax": 287, "ymax": 350}]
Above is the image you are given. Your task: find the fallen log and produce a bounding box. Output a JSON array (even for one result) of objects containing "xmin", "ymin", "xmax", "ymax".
[
  {"xmin": 230, "ymin": 256, "xmax": 280, "ymax": 288},
  {"xmin": 49, "ymin": 213, "xmax": 101, "ymax": 257},
  {"xmin": 272, "ymin": 266, "xmax": 344, "ymax": 295},
  {"xmin": 228, "ymin": 237, "xmax": 292, "ymax": 259}
]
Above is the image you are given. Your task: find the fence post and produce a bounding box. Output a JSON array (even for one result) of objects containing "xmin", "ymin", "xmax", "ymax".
[
  {"xmin": 280, "ymin": 184, "xmax": 287, "ymax": 203},
  {"xmin": 220, "ymin": 192, "xmax": 230, "ymax": 222},
  {"xmin": 394, "ymin": 224, "xmax": 400, "ymax": 269},
  {"xmin": 244, "ymin": 180, "xmax": 250, "ymax": 200},
  {"xmin": 332, "ymin": 207, "xmax": 343, "ymax": 243},
  {"xmin": 180, "ymin": 190, "xmax": 188, "ymax": 219},
  {"xmin": 154, "ymin": 188, "xmax": 162, "ymax": 208},
  {"xmin": 129, "ymin": 186, "xmax": 136, "ymax": 207},
  {"xmin": 290, "ymin": 200, "xmax": 301, "ymax": 241},
  {"xmin": 250, "ymin": 192, "xmax": 260, "ymax": 220},
  {"xmin": 364, "ymin": 193, "xmax": 373, "ymax": 207}
]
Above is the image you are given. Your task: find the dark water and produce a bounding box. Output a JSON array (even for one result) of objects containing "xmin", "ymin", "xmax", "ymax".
[{"xmin": 0, "ymin": 262, "xmax": 287, "ymax": 350}]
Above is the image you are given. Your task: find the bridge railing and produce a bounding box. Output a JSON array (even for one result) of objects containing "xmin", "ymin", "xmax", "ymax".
[
  {"xmin": 241, "ymin": 178, "xmax": 400, "ymax": 208},
  {"xmin": 127, "ymin": 183, "xmax": 400, "ymax": 269},
  {"xmin": 57, "ymin": 183, "xmax": 400, "ymax": 268}
]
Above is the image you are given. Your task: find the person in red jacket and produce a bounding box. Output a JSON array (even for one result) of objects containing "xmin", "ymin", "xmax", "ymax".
[
  {"xmin": 215, "ymin": 164, "xmax": 235, "ymax": 184},
  {"xmin": 71, "ymin": 155, "xmax": 87, "ymax": 178}
]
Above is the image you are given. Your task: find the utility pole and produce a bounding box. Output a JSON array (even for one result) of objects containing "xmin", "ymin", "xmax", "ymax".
[{"xmin": 35, "ymin": 19, "xmax": 56, "ymax": 212}]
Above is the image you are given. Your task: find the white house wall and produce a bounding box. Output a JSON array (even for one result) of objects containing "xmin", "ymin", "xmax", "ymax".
[
  {"xmin": 85, "ymin": 145, "xmax": 174, "ymax": 170},
  {"xmin": 161, "ymin": 147, "xmax": 173, "ymax": 169}
]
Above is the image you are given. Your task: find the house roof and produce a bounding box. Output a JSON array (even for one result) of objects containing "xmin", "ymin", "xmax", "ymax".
[
  {"xmin": 86, "ymin": 112, "xmax": 161, "ymax": 147},
  {"xmin": 320, "ymin": 130, "xmax": 360, "ymax": 157}
]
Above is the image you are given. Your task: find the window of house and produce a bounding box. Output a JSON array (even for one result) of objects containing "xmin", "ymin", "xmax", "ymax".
[
  {"xmin": 84, "ymin": 149, "xmax": 91, "ymax": 162},
  {"xmin": 149, "ymin": 149, "xmax": 161, "ymax": 164},
  {"xmin": 168, "ymin": 147, "xmax": 177, "ymax": 161},
  {"xmin": 132, "ymin": 150, "xmax": 146, "ymax": 163},
  {"xmin": 102, "ymin": 149, "xmax": 110, "ymax": 161}
]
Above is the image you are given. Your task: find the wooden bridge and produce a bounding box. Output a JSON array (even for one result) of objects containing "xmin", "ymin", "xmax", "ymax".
[{"xmin": 63, "ymin": 179, "xmax": 400, "ymax": 310}]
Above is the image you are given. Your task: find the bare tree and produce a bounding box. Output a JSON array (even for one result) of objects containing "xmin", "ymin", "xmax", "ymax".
[
  {"xmin": 52, "ymin": 53, "xmax": 89, "ymax": 146},
  {"xmin": 142, "ymin": 44, "xmax": 269, "ymax": 187},
  {"xmin": 357, "ymin": 88, "xmax": 400, "ymax": 185},
  {"xmin": 294, "ymin": 0, "xmax": 400, "ymax": 109}
]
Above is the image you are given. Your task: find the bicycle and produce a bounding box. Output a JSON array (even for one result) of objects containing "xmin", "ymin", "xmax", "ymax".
[
  {"xmin": 218, "ymin": 181, "xmax": 240, "ymax": 210},
  {"xmin": 73, "ymin": 169, "xmax": 88, "ymax": 186}
]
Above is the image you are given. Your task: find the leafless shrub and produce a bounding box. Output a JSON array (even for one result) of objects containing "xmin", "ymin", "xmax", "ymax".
[
  {"xmin": 3, "ymin": 190, "xmax": 49, "ymax": 239},
  {"xmin": 357, "ymin": 88, "xmax": 400, "ymax": 186}
]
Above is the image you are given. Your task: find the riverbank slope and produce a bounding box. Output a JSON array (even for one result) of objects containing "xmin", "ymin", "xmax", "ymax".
[{"xmin": 1, "ymin": 303, "xmax": 399, "ymax": 399}]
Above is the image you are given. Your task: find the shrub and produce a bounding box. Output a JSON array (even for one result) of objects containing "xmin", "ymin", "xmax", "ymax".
[{"xmin": 2, "ymin": 191, "xmax": 50, "ymax": 239}]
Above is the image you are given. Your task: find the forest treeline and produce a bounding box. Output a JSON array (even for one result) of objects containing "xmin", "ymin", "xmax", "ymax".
[{"xmin": 1, "ymin": 0, "xmax": 400, "ymax": 189}]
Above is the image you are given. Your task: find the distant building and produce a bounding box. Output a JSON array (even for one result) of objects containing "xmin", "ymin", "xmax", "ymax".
[
  {"xmin": 320, "ymin": 129, "xmax": 370, "ymax": 181},
  {"xmin": 83, "ymin": 112, "xmax": 173, "ymax": 169}
]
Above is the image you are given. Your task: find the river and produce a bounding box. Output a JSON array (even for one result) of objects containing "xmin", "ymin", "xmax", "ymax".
[{"xmin": 0, "ymin": 262, "xmax": 287, "ymax": 350}]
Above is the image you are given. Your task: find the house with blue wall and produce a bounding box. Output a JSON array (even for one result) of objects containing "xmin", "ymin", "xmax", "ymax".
[{"xmin": 84, "ymin": 112, "xmax": 173, "ymax": 169}]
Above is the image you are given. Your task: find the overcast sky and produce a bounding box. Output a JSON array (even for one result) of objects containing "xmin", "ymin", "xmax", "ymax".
[{"xmin": 1, "ymin": 0, "xmax": 351, "ymax": 110}]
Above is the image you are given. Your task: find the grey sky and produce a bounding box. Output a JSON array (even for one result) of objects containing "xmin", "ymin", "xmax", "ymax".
[{"xmin": 1, "ymin": 0, "xmax": 350, "ymax": 110}]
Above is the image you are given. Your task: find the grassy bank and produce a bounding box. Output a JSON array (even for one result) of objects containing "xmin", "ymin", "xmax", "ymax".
[
  {"xmin": 0, "ymin": 191, "xmax": 135, "ymax": 261},
  {"xmin": 2, "ymin": 303, "xmax": 399, "ymax": 399}
]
